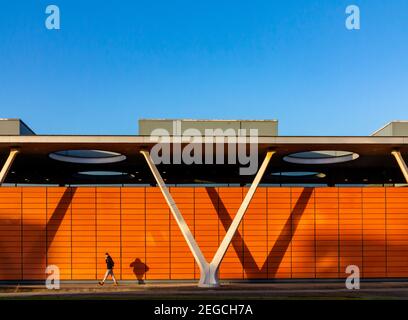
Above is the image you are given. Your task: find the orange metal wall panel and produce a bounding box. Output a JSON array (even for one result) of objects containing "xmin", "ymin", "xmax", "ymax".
[
  {"xmin": 0, "ymin": 187, "xmax": 22, "ymax": 280},
  {"xmin": 1, "ymin": 186, "xmax": 408, "ymax": 281},
  {"xmin": 339, "ymin": 188, "xmax": 363, "ymax": 279},
  {"xmin": 267, "ymin": 188, "xmax": 292, "ymax": 279},
  {"xmin": 315, "ymin": 188, "xmax": 339, "ymax": 278},
  {"xmin": 46, "ymin": 187, "xmax": 72, "ymax": 280},
  {"xmin": 145, "ymin": 188, "xmax": 170, "ymax": 280},
  {"xmin": 71, "ymin": 188, "xmax": 96, "ymax": 280},
  {"xmin": 386, "ymin": 188, "xmax": 408, "ymax": 277},
  {"xmin": 193, "ymin": 187, "xmax": 219, "ymax": 279},
  {"xmin": 169, "ymin": 188, "xmax": 195, "ymax": 280},
  {"xmin": 22, "ymin": 187, "xmax": 47, "ymax": 280},
  {"xmin": 362, "ymin": 188, "xmax": 386, "ymax": 278},
  {"xmin": 218, "ymin": 187, "xmax": 243, "ymax": 279},
  {"xmin": 243, "ymin": 187, "xmax": 267, "ymax": 279},
  {"xmin": 121, "ymin": 188, "xmax": 146, "ymax": 281},
  {"xmin": 96, "ymin": 188, "xmax": 121, "ymax": 280},
  {"xmin": 291, "ymin": 188, "xmax": 315, "ymax": 279}
]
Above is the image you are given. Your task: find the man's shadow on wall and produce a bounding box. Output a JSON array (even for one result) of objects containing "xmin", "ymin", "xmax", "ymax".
[{"xmin": 130, "ymin": 258, "xmax": 149, "ymax": 284}]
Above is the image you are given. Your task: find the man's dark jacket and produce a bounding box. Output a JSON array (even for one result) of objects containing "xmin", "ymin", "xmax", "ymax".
[{"xmin": 106, "ymin": 256, "xmax": 115, "ymax": 269}]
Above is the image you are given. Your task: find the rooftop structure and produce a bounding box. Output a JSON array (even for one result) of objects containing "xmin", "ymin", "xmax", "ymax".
[
  {"xmin": 372, "ymin": 121, "xmax": 408, "ymax": 137},
  {"xmin": 0, "ymin": 118, "xmax": 35, "ymax": 136}
]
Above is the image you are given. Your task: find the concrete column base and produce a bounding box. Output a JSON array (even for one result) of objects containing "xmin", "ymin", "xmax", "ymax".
[{"xmin": 198, "ymin": 264, "xmax": 220, "ymax": 288}]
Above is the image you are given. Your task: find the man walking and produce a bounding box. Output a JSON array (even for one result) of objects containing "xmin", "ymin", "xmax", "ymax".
[{"xmin": 99, "ymin": 252, "xmax": 118, "ymax": 286}]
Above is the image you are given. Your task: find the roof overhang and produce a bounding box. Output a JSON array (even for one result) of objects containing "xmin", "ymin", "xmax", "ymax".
[{"xmin": 1, "ymin": 135, "xmax": 408, "ymax": 185}]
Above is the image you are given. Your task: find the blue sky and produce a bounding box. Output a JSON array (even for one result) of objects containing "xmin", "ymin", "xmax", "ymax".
[{"xmin": 0, "ymin": 0, "xmax": 407, "ymax": 135}]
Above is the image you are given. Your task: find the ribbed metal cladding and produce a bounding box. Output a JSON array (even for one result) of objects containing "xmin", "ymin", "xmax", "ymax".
[{"xmin": 0, "ymin": 186, "xmax": 407, "ymax": 281}]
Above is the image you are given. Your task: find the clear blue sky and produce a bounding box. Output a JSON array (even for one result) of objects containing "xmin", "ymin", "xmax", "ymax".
[{"xmin": 1, "ymin": 0, "xmax": 407, "ymax": 135}]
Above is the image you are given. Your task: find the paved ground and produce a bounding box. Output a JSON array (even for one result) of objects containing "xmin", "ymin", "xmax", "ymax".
[{"xmin": 1, "ymin": 281, "xmax": 408, "ymax": 299}]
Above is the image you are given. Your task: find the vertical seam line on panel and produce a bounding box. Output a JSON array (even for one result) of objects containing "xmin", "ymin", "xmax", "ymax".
[
  {"xmin": 241, "ymin": 187, "xmax": 243, "ymax": 280},
  {"xmin": 70, "ymin": 188, "xmax": 73, "ymax": 280},
  {"xmin": 169, "ymin": 188, "xmax": 171, "ymax": 280},
  {"xmin": 266, "ymin": 188, "xmax": 269, "ymax": 280},
  {"xmin": 217, "ymin": 187, "xmax": 220, "ymax": 247},
  {"xmin": 144, "ymin": 187, "xmax": 147, "ymax": 280},
  {"xmin": 267, "ymin": 188, "xmax": 269, "ymax": 280},
  {"xmin": 290, "ymin": 188, "xmax": 293, "ymax": 279},
  {"xmin": 217, "ymin": 187, "xmax": 220, "ymax": 279},
  {"xmin": 361, "ymin": 188, "xmax": 364, "ymax": 277},
  {"xmin": 314, "ymin": 188, "xmax": 317, "ymax": 279},
  {"xmin": 45, "ymin": 187, "xmax": 48, "ymax": 268},
  {"xmin": 242, "ymin": 187, "xmax": 244, "ymax": 280},
  {"xmin": 243, "ymin": 187, "xmax": 245, "ymax": 281},
  {"xmin": 193, "ymin": 187, "xmax": 196, "ymax": 280},
  {"xmin": 385, "ymin": 188, "xmax": 388, "ymax": 278},
  {"xmin": 21, "ymin": 189, "xmax": 23, "ymax": 280},
  {"xmin": 95, "ymin": 187, "xmax": 97, "ymax": 280},
  {"xmin": 120, "ymin": 187, "xmax": 122, "ymax": 281},
  {"xmin": 338, "ymin": 187, "xmax": 340, "ymax": 278}
]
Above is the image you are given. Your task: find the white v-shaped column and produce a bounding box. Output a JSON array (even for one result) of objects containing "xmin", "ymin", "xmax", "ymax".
[
  {"xmin": 141, "ymin": 150, "xmax": 275, "ymax": 287},
  {"xmin": 0, "ymin": 148, "xmax": 20, "ymax": 185},
  {"xmin": 392, "ymin": 150, "xmax": 408, "ymax": 183}
]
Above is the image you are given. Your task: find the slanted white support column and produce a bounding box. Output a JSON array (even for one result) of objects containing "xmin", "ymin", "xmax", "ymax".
[
  {"xmin": 0, "ymin": 148, "xmax": 20, "ymax": 185},
  {"xmin": 392, "ymin": 150, "xmax": 408, "ymax": 183},
  {"xmin": 140, "ymin": 151, "xmax": 209, "ymax": 283},
  {"xmin": 141, "ymin": 150, "xmax": 275, "ymax": 287},
  {"xmin": 209, "ymin": 150, "xmax": 275, "ymax": 282}
]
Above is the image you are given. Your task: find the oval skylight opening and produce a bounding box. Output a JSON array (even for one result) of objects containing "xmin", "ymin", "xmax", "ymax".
[
  {"xmin": 78, "ymin": 171, "xmax": 128, "ymax": 177},
  {"xmin": 283, "ymin": 150, "xmax": 359, "ymax": 165},
  {"xmin": 49, "ymin": 150, "xmax": 126, "ymax": 164},
  {"xmin": 271, "ymin": 171, "xmax": 326, "ymax": 178}
]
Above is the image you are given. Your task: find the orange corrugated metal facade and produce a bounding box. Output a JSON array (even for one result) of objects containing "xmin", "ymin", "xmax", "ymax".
[{"xmin": 0, "ymin": 186, "xmax": 407, "ymax": 281}]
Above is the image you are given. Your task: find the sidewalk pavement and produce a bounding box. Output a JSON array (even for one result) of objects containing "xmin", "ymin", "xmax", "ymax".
[{"xmin": 1, "ymin": 282, "xmax": 408, "ymax": 299}]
